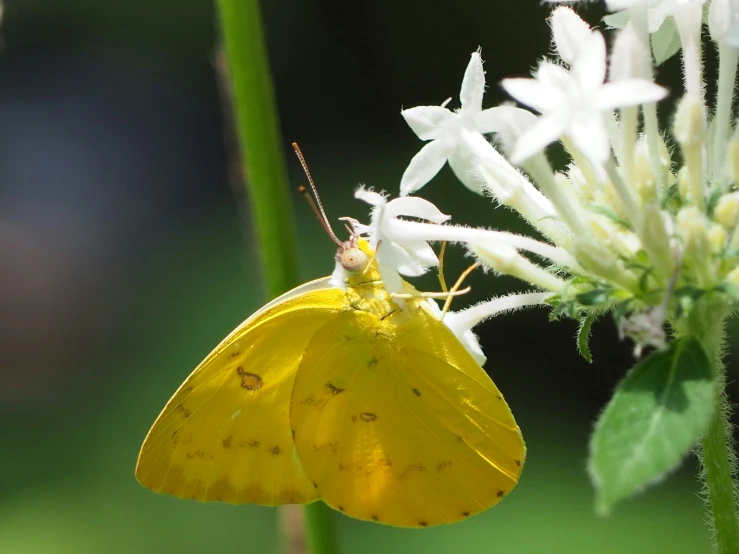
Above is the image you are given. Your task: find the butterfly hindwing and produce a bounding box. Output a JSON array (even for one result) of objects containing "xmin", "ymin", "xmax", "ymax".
[
  {"xmin": 290, "ymin": 305, "xmax": 525, "ymax": 527},
  {"xmin": 136, "ymin": 284, "xmax": 346, "ymax": 505}
]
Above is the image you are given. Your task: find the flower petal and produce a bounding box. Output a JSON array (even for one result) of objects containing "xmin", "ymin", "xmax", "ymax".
[
  {"xmin": 569, "ymin": 115, "xmax": 611, "ymax": 164},
  {"xmin": 474, "ymin": 106, "xmax": 509, "ymax": 134},
  {"xmin": 377, "ymin": 263, "xmax": 405, "ymax": 295},
  {"xmin": 449, "ymin": 147, "xmax": 485, "ymax": 194},
  {"xmin": 355, "ymin": 187, "xmax": 387, "ymax": 206},
  {"xmin": 596, "ymin": 80, "xmax": 668, "ymax": 110},
  {"xmin": 551, "ymin": 6, "xmax": 594, "ymax": 65},
  {"xmin": 384, "ymin": 196, "xmax": 450, "ymax": 223},
  {"xmin": 459, "ymin": 51, "xmax": 486, "ymax": 113},
  {"xmin": 572, "ymin": 32, "xmax": 607, "ymax": 92},
  {"xmin": 379, "ymin": 239, "xmax": 427, "ymax": 276},
  {"xmin": 401, "ymin": 105, "xmax": 456, "ymax": 141},
  {"xmin": 503, "ymin": 72, "xmax": 564, "ymax": 113},
  {"xmin": 400, "ymin": 139, "xmax": 452, "ymax": 196},
  {"xmin": 510, "ymin": 113, "xmax": 568, "ymax": 165}
]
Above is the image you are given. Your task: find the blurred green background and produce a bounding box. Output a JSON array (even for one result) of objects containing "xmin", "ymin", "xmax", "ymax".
[{"xmin": 0, "ymin": 1, "xmax": 730, "ymax": 552}]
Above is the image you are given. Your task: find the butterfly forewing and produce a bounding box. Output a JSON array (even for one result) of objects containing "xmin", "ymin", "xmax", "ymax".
[
  {"xmin": 136, "ymin": 287, "xmax": 346, "ymax": 506},
  {"xmin": 290, "ymin": 306, "xmax": 525, "ymax": 527}
]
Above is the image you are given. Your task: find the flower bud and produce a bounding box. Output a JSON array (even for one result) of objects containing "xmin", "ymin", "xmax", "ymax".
[
  {"xmin": 574, "ymin": 239, "xmax": 639, "ymax": 292},
  {"xmin": 640, "ymin": 204, "xmax": 675, "ymax": 279},
  {"xmin": 677, "ymin": 207, "xmax": 715, "ymax": 284},
  {"xmin": 709, "ymin": 223, "xmax": 728, "ymax": 254},
  {"xmin": 472, "ymin": 239, "xmax": 566, "ymax": 292},
  {"xmin": 714, "ymin": 192, "xmax": 739, "ymax": 231},
  {"xmin": 674, "ymin": 95, "xmax": 706, "ymax": 147}
]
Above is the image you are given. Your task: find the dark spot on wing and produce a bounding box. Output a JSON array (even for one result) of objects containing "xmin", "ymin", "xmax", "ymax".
[
  {"xmin": 246, "ymin": 439, "xmax": 260, "ymax": 448},
  {"xmin": 360, "ymin": 412, "xmax": 377, "ymax": 422},
  {"xmin": 371, "ymin": 514, "xmax": 379, "ymax": 522},
  {"xmin": 400, "ymin": 463, "xmax": 426, "ymax": 480},
  {"xmin": 413, "ymin": 388, "xmax": 421, "ymax": 396},
  {"xmin": 312, "ymin": 482, "xmax": 319, "ymax": 489},
  {"xmin": 338, "ymin": 505, "xmax": 345, "ymax": 512},
  {"xmin": 497, "ymin": 490, "xmax": 506, "ymax": 498},
  {"xmin": 228, "ymin": 351, "xmax": 239, "ymax": 359},
  {"xmin": 344, "ymin": 335, "xmax": 353, "ymax": 342},
  {"xmin": 183, "ymin": 409, "xmax": 192, "ymax": 418},
  {"xmin": 436, "ymin": 460, "xmax": 452, "ymax": 471},
  {"xmin": 367, "ymin": 357, "xmax": 378, "ymax": 369},
  {"xmin": 515, "ymin": 459, "xmax": 521, "ymax": 467},
  {"xmin": 496, "ymin": 394, "xmax": 502, "ymax": 400},
  {"xmin": 313, "ymin": 441, "xmax": 338, "ymax": 453},
  {"xmin": 351, "ymin": 415, "xmax": 357, "ymax": 422},
  {"xmin": 238, "ymin": 370, "xmax": 263, "ymax": 390},
  {"xmin": 462, "ymin": 511, "xmax": 470, "ymax": 518},
  {"xmin": 271, "ymin": 446, "xmax": 281, "ymax": 456},
  {"xmin": 222, "ymin": 435, "xmax": 232, "ymax": 448},
  {"xmin": 419, "ymin": 521, "xmax": 428, "ymax": 527},
  {"xmin": 325, "ymin": 382, "xmax": 345, "ymax": 396}
]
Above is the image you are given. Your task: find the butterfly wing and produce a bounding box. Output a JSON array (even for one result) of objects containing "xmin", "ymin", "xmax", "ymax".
[
  {"xmin": 290, "ymin": 307, "xmax": 525, "ymax": 527},
  {"xmin": 136, "ymin": 281, "xmax": 346, "ymax": 505}
]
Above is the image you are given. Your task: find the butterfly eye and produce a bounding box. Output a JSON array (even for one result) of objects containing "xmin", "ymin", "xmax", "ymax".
[{"xmin": 340, "ymin": 247, "xmax": 369, "ymax": 272}]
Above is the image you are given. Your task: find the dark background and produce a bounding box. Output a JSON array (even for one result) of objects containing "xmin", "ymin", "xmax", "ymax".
[{"xmin": 0, "ymin": 1, "xmax": 726, "ymax": 552}]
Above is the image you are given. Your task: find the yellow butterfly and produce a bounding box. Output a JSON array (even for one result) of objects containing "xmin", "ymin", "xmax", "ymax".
[
  {"xmin": 136, "ymin": 149, "xmax": 525, "ymax": 527},
  {"xmin": 136, "ymin": 236, "xmax": 525, "ymax": 528}
]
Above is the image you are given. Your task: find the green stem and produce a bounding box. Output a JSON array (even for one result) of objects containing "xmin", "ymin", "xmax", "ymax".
[
  {"xmin": 214, "ymin": 2, "xmax": 338, "ymax": 553},
  {"xmin": 303, "ymin": 501, "xmax": 339, "ymax": 554},
  {"xmin": 216, "ymin": 0, "xmax": 298, "ymax": 299},
  {"xmin": 687, "ymin": 302, "xmax": 739, "ymax": 554},
  {"xmin": 701, "ymin": 373, "xmax": 739, "ymax": 554}
]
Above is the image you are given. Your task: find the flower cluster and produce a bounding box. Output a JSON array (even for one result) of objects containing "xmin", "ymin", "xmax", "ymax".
[{"xmin": 343, "ymin": 0, "xmax": 739, "ymax": 358}]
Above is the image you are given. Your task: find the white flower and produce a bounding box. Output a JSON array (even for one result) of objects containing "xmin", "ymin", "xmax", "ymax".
[
  {"xmin": 352, "ymin": 188, "xmax": 450, "ymax": 293},
  {"xmin": 502, "ymin": 32, "xmax": 667, "ymax": 165},
  {"xmin": 710, "ymin": 0, "xmax": 739, "ymax": 46},
  {"xmin": 400, "ymin": 51, "xmax": 503, "ymax": 196},
  {"xmin": 551, "ymin": 6, "xmax": 596, "ymax": 65}
]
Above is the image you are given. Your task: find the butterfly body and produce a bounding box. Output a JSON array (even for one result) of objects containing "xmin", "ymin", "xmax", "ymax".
[{"xmin": 136, "ymin": 243, "xmax": 525, "ymax": 527}]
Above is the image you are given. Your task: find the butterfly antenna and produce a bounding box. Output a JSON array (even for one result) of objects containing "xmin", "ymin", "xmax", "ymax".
[{"xmin": 293, "ymin": 142, "xmax": 343, "ymax": 248}]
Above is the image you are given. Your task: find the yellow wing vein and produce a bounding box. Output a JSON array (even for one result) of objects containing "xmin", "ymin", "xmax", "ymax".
[
  {"xmin": 399, "ymin": 362, "xmax": 520, "ymax": 481},
  {"xmin": 177, "ymin": 367, "xmax": 232, "ymax": 498},
  {"xmin": 406, "ymin": 334, "xmax": 494, "ymax": 393},
  {"xmin": 331, "ymin": 347, "xmax": 366, "ymax": 511},
  {"xmin": 201, "ymin": 368, "xmax": 237, "ymax": 501},
  {"xmin": 141, "ymin": 376, "xmax": 223, "ymax": 456},
  {"xmin": 388, "ymin": 363, "xmax": 494, "ymax": 512},
  {"xmin": 407, "ymin": 349, "xmax": 519, "ymax": 432},
  {"xmin": 386, "ymin": 360, "xmax": 465, "ymax": 523}
]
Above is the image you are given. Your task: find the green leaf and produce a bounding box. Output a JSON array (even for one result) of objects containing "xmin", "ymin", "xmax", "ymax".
[
  {"xmin": 589, "ymin": 337, "xmax": 715, "ymax": 515},
  {"xmin": 577, "ymin": 312, "xmax": 598, "ymax": 363},
  {"xmin": 576, "ymin": 286, "xmax": 613, "ymax": 306},
  {"xmin": 674, "ymin": 286, "xmax": 706, "ymax": 318},
  {"xmin": 650, "ymin": 17, "xmax": 681, "ymax": 65},
  {"xmin": 603, "ymin": 11, "xmax": 629, "ymax": 29}
]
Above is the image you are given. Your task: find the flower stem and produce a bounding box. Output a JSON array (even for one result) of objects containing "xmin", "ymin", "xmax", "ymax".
[
  {"xmin": 303, "ymin": 501, "xmax": 340, "ymax": 554},
  {"xmin": 712, "ymin": 43, "xmax": 739, "ymax": 187},
  {"xmin": 214, "ymin": 2, "xmax": 338, "ymax": 553},
  {"xmin": 700, "ymin": 374, "xmax": 739, "ymax": 554},
  {"xmin": 216, "ymin": 0, "xmax": 298, "ymax": 299},
  {"xmin": 687, "ymin": 302, "xmax": 739, "ymax": 554}
]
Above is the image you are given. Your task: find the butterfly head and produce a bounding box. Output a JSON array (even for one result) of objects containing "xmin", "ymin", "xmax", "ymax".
[{"xmin": 336, "ymin": 237, "xmax": 371, "ymax": 273}]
